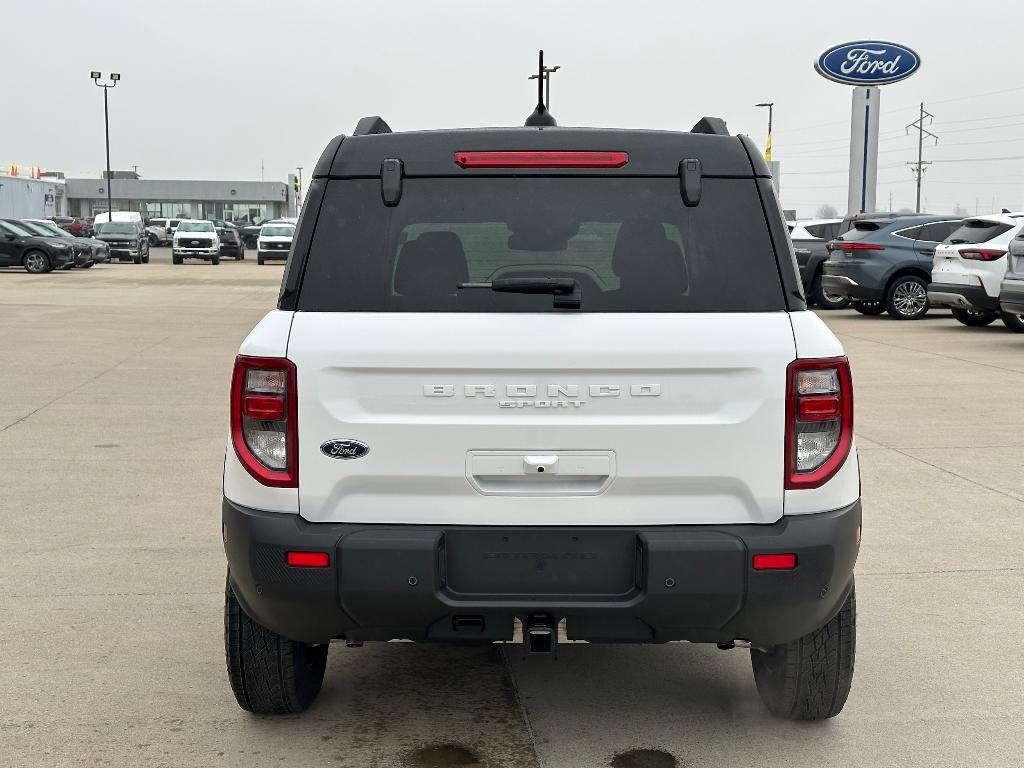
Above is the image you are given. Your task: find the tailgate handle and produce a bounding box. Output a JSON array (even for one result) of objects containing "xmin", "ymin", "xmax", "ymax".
[{"xmin": 523, "ymin": 455, "xmax": 559, "ymax": 474}]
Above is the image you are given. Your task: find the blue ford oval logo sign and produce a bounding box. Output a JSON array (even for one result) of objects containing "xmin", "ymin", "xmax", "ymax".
[
  {"xmin": 815, "ymin": 41, "xmax": 921, "ymax": 86},
  {"xmin": 320, "ymin": 439, "xmax": 370, "ymax": 460}
]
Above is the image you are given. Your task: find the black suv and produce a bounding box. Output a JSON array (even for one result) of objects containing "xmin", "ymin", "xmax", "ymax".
[
  {"xmin": 821, "ymin": 215, "xmax": 961, "ymax": 320},
  {"xmin": 0, "ymin": 219, "xmax": 76, "ymax": 273}
]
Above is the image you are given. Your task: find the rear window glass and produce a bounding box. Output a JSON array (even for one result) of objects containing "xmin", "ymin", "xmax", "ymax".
[
  {"xmin": 945, "ymin": 220, "xmax": 1012, "ymax": 245},
  {"xmin": 917, "ymin": 221, "xmax": 959, "ymax": 243},
  {"xmin": 838, "ymin": 221, "xmax": 887, "ymax": 242},
  {"xmin": 297, "ymin": 177, "xmax": 785, "ymax": 313},
  {"xmin": 804, "ymin": 223, "xmax": 839, "ymax": 239}
]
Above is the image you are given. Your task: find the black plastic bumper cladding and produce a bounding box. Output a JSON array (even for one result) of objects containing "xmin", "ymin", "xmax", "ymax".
[{"xmin": 223, "ymin": 498, "xmax": 861, "ymax": 646}]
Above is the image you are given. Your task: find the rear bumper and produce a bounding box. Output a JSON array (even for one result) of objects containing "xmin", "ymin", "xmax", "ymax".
[
  {"xmin": 1000, "ymin": 279, "xmax": 1024, "ymax": 315},
  {"xmin": 821, "ymin": 263, "xmax": 883, "ymax": 300},
  {"xmin": 223, "ymin": 497, "xmax": 861, "ymax": 647},
  {"xmin": 927, "ymin": 282, "xmax": 1000, "ymax": 311}
]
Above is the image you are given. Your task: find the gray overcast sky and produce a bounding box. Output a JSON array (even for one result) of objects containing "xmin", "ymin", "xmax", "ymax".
[{"xmin": 6, "ymin": 0, "xmax": 1024, "ymax": 217}]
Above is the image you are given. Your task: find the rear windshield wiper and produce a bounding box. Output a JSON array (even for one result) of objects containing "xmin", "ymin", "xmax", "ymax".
[{"xmin": 458, "ymin": 277, "xmax": 581, "ymax": 309}]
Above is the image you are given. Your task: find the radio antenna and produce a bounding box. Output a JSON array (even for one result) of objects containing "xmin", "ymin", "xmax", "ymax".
[{"xmin": 525, "ymin": 50, "xmax": 557, "ymax": 127}]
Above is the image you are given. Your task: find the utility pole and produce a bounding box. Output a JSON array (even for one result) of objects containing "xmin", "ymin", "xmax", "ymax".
[
  {"xmin": 528, "ymin": 62, "xmax": 561, "ymax": 109},
  {"xmin": 888, "ymin": 190, "xmax": 893, "ymax": 212},
  {"xmin": 906, "ymin": 102, "xmax": 937, "ymax": 213},
  {"xmin": 91, "ymin": 71, "xmax": 121, "ymax": 217}
]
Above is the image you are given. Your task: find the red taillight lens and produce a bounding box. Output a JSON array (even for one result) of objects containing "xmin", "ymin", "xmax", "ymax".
[
  {"xmin": 454, "ymin": 150, "xmax": 629, "ymax": 169},
  {"xmin": 286, "ymin": 551, "xmax": 329, "ymax": 568},
  {"xmin": 959, "ymin": 248, "xmax": 1006, "ymax": 261},
  {"xmin": 752, "ymin": 553, "xmax": 797, "ymax": 570},
  {"xmin": 835, "ymin": 242, "xmax": 884, "ymax": 251},
  {"xmin": 231, "ymin": 355, "xmax": 297, "ymax": 488},
  {"xmin": 785, "ymin": 357, "xmax": 854, "ymax": 490}
]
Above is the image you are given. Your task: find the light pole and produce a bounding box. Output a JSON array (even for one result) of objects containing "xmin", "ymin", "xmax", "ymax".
[
  {"xmin": 528, "ymin": 63, "xmax": 561, "ymax": 109},
  {"xmin": 755, "ymin": 102, "xmax": 774, "ymax": 162},
  {"xmin": 91, "ymin": 71, "xmax": 120, "ymax": 219}
]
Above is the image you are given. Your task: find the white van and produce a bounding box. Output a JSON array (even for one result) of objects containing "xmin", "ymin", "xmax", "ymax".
[{"xmin": 93, "ymin": 211, "xmax": 143, "ymax": 226}]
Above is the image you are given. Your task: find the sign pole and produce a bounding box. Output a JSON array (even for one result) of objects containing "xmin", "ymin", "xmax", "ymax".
[{"xmin": 847, "ymin": 86, "xmax": 879, "ymax": 215}]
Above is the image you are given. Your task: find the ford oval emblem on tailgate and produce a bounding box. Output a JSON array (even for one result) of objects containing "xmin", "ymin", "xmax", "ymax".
[{"xmin": 320, "ymin": 439, "xmax": 370, "ymax": 460}]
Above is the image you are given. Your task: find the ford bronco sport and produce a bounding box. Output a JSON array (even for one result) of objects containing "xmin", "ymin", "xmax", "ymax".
[{"xmin": 222, "ymin": 107, "xmax": 861, "ymax": 720}]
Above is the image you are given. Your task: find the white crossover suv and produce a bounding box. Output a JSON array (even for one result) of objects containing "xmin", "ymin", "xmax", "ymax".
[
  {"xmin": 928, "ymin": 213, "xmax": 1024, "ymax": 331},
  {"xmin": 221, "ymin": 114, "xmax": 861, "ymax": 720}
]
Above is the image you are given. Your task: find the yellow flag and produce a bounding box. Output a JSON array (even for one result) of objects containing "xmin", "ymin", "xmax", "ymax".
[{"xmin": 764, "ymin": 133, "xmax": 772, "ymax": 163}]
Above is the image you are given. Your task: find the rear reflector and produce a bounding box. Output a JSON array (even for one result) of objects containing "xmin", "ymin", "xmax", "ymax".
[
  {"xmin": 752, "ymin": 553, "xmax": 797, "ymax": 570},
  {"xmin": 797, "ymin": 395, "xmax": 841, "ymax": 421},
  {"xmin": 454, "ymin": 150, "xmax": 629, "ymax": 169},
  {"xmin": 241, "ymin": 394, "xmax": 286, "ymax": 420},
  {"xmin": 286, "ymin": 551, "xmax": 329, "ymax": 568}
]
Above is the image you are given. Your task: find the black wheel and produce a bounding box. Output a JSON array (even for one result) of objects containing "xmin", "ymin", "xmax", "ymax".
[
  {"xmin": 237, "ymin": 248, "xmax": 245, "ymax": 261},
  {"xmin": 132, "ymin": 251, "xmax": 142, "ymax": 264},
  {"xmin": 172, "ymin": 254, "xmax": 183, "ymax": 265},
  {"xmin": 23, "ymin": 250, "xmax": 51, "ymax": 274},
  {"xmin": 1000, "ymin": 310, "xmax": 1024, "ymax": 333},
  {"xmin": 257, "ymin": 256, "xmax": 265, "ymax": 265},
  {"xmin": 224, "ymin": 573, "xmax": 328, "ymax": 714},
  {"xmin": 212, "ymin": 255, "xmax": 221, "ymax": 265},
  {"xmin": 142, "ymin": 244, "xmax": 150, "ymax": 263},
  {"xmin": 951, "ymin": 308, "xmax": 998, "ymax": 327},
  {"xmin": 752, "ymin": 582, "xmax": 856, "ymax": 721},
  {"xmin": 811, "ymin": 274, "xmax": 850, "ymax": 310},
  {"xmin": 885, "ymin": 275, "xmax": 929, "ymax": 320},
  {"xmin": 851, "ymin": 300, "xmax": 884, "ymax": 316},
  {"xmin": 148, "ymin": 232, "xmax": 159, "ymax": 246},
  {"xmin": 81, "ymin": 262, "xmax": 95, "ymax": 269}
]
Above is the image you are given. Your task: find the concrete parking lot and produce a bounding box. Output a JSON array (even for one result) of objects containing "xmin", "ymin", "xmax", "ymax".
[{"xmin": 2, "ymin": 249, "xmax": 1022, "ymax": 767}]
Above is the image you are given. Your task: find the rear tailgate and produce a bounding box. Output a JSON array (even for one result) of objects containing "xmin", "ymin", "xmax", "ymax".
[{"xmin": 290, "ymin": 312, "xmax": 794, "ymax": 526}]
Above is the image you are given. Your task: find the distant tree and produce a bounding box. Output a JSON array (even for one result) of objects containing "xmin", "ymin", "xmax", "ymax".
[
  {"xmin": 952, "ymin": 203, "xmax": 970, "ymax": 217},
  {"xmin": 815, "ymin": 203, "xmax": 838, "ymax": 219}
]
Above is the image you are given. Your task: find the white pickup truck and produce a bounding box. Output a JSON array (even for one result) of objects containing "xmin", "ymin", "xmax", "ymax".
[{"xmin": 221, "ymin": 114, "xmax": 860, "ymax": 720}]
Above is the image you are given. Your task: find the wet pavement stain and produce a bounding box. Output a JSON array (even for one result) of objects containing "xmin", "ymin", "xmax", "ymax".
[
  {"xmin": 405, "ymin": 743, "xmax": 483, "ymax": 767},
  {"xmin": 610, "ymin": 748, "xmax": 679, "ymax": 768}
]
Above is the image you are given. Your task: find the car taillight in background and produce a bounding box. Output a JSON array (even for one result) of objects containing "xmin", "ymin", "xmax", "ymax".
[
  {"xmin": 230, "ymin": 355, "xmax": 297, "ymax": 487},
  {"xmin": 958, "ymin": 248, "xmax": 1005, "ymax": 261},
  {"xmin": 830, "ymin": 242, "xmax": 885, "ymax": 253},
  {"xmin": 785, "ymin": 357, "xmax": 854, "ymax": 490}
]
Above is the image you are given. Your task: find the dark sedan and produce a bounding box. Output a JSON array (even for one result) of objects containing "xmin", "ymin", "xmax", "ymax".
[
  {"xmin": 21, "ymin": 218, "xmax": 109, "ymax": 267},
  {"xmin": 94, "ymin": 221, "xmax": 150, "ymax": 264},
  {"xmin": 821, "ymin": 215, "xmax": 962, "ymax": 320},
  {"xmin": 0, "ymin": 219, "xmax": 76, "ymax": 273},
  {"xmin": 214, "ymin": 220, "xmax": 245, "ymax": 260}
]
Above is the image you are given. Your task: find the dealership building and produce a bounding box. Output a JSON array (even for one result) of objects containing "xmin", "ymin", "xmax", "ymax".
[{"xmin": 64, "ymin": 176, "xmax": 298, "ymax": 222}]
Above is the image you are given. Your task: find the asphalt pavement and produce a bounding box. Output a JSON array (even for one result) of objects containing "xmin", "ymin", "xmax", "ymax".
[{"xmin": 1, "ymin": 249, "xmax": 1021, "ymax": 767}]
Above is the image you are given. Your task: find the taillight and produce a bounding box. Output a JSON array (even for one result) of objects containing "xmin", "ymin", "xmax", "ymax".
[
  {"xmin": 959, "ymin": 248, "xmax": 1005, "ymax": 261},
  {"xmin": 454, "ymin": 150, "xmax": 629, "ymax": 168},
  {"xmin": 834, "ymin": 242, "xmax": 884, "ymax": 252},
  {"xmin": 785, "ymin": 357, "xmax": 853, "ymax": 490},
  {"xmin": 230, "ymin": 355, "xmax": 297, "ymax": 487}
]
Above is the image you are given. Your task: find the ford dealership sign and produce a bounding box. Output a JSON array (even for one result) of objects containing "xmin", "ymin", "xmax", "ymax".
[{"xmin": 815, "ymin": 41, "xmax": 920, "ymax": 86}]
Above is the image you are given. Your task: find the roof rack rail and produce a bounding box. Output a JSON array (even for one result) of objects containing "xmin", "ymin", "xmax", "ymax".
[
  {"xmin": 690, "ymin": 116, "xmax": 729, "ymax": 136},
  {"xmin": 353, "ymin": 116, "xmax": 392, "ymax": 136}
]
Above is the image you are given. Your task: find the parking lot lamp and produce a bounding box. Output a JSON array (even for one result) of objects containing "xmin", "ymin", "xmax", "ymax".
[
  {"xmin": 91, "ymin": 72, "xmax": 120, "ymax": 220},
  {"xmin": 755, "ymin": 102, "xmax": 774, "ymax": 162}
]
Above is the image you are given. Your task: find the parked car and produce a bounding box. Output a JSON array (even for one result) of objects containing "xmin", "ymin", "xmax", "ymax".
[
  {"xmin": 997, "ymin": 232, "xmax": 1024, "ymax": 331},
  {"xmin": 222, "ymin": 115, "xmax": 860, "ymax": 720},
  {"xmin": 928, "ymin": 213, "xmax": 1024, "ymax": 330},
  {"xmin": 173, "ymin": 220, "xmax": 221, "ymax": 264},
  {"xmin": 20, "ymin": 218, "xmax": 110, "ymax": 267},
  {"xmin": 821, "ymin": 215, "xmax": 962, "ymax": 320},
  {"xmin": 93, "ymin": 219, "xmax": 151, "ymax": 264},
  {"xmin": 0, "ymin": 219, "xmax": 76, "ymax": 273},
  {"xmin": 789, "ymin": 218, "xmax": 845, "ymax": 308},
  {"xmin": 256, "ymin": 221, "xmax": 294, "ymax": 264},
  {"xmin": 239, "ymin": 219, "xmax": 270, "ymax": 249},
  {"xmin": 213, "ymin": 219, "xmax": 245, "ymax": 260},
  {"xmin": 49, "ymin": 216, "xmax": 89, "ymax": 237},
  {"xmin": 146, "ymin": 217, "xmax": 186, "ymax": 246}
]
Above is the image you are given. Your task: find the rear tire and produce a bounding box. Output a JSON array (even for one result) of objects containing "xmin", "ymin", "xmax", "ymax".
[
  {"xmin": 851, "ymin": 300, "xmax": 883, "ymax": 316},
  {"xmin": 951, "ymin": 308, "xmax": 998, "ymax": 327},
  {"xmin": 1000, "ymin": 311, "xmax": 1024, "ymax": 333},
  {"xmin": 224, "ymin": 573, "xmax": 328, "ymax": 714},
  {"xmin": 751, "ymin": 582, "xmax": 856, "ymax": 721},
  {"xmin": 885, "ymin": 275, "xmax": 929, "ymax": 320},
  {"xmin": 148, "ymin": 232, "xmax": 159, "ymax": 246},
  {"xmin": 81, "ymin": 262, "xmax": 95, "ymax": 269},
  {"xmin": 811, "ymin": 274, "xmax": 850, "ymax": 310}
]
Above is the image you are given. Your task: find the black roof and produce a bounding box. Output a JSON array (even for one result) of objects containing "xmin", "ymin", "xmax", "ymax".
[{"xmin": 313, "ymin": 119, "xmax": 770, "ymax": 179}]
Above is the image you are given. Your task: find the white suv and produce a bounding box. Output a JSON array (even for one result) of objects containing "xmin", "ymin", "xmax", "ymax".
[
  {"xmin": 172, "ymin": 220, "xmax": 221, "ymax": 264},
  {"xmin": 221, "ymin": 115, "xmax": 861, "ymax": 720},
  {"xmin": 928, "ymin": 213, "xmax": 1024, "ymax": 330}
]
